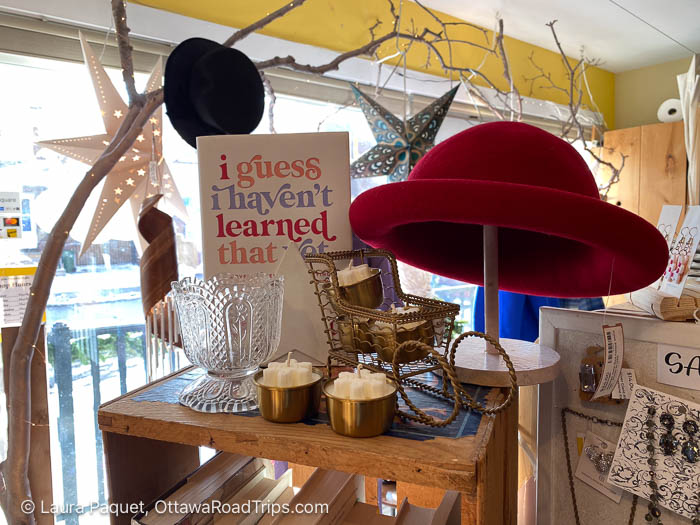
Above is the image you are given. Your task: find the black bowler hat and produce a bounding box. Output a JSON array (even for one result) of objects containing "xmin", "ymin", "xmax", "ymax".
[{"xmin": 164, "ymin": 38, "xmax": 265, "ymax": 148}]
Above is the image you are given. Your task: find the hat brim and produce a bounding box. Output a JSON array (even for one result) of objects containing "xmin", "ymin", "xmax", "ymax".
[
  {"xmin": 349, "ymin": 179, "xmax": 668, "ymax": 298},
  {"xmin": 164, "ymin": 38, "xmax": 224, "ymax": 148}
]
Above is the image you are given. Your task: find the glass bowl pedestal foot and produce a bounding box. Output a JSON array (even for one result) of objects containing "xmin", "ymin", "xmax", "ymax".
[{"xmin": 178, "ymin": 369, "xmax": 259, "ymax": 413}]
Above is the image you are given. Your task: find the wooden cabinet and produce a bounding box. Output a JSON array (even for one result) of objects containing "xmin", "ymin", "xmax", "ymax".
[
  {"xmin": 638, "ymin": 122, "xmax": 687, "ymax": 223},
  {"xmin": 98, "ymin": 367, "xmax": 515, "ymax": 525},
  {"xmin": 600, "ymin": 121, "xmax": 686, "ymax": 224},
  {"xmin": 599, "ymin": 126, "xmax": 641, "ymax": 213}
]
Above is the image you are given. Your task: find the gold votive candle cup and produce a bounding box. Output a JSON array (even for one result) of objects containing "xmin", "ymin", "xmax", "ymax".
[
  {"xmin": 323, "ymin": 378, "xmax": 397, "ymax": 438},
  {"xmin": 337, "ymin": 317, "xmax": 374, "ymax": 353},
  {"xmin": 253, "ymin": 371, "xmax": 323, "ymax": 423},
  {"xmin": 372, "ymin": 320, "xmax": 435, "ymax": 364},
  {"xmin": 338, "ymin": 269, "xmax": 383, "ymax": 309}
]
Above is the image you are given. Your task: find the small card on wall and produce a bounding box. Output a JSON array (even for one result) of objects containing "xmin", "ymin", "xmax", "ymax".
[
  {"xmin": 657, "ymin": 343, "xmax": 700, "ymax": 391},
  {"xmin": 575, "ymin": 431, "xmax": 623, "ymax": 503},
  {"xmin": 660, "ymin": 205, "xmax": 700, "ymax": 297},
  {"xmin": 197, "ymin": 132, "xmax": 352, "ymax": 277}
]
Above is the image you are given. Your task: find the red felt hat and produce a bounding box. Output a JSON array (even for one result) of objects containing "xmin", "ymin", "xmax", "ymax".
[{"xmin": 349, "ymin": 122, "xmax": 668, "ymax": 298}]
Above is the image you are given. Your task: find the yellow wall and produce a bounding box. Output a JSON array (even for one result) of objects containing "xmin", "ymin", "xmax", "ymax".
[
  {"xmin": 615, "ymin": 56, "xmax": 691, "ymax": 129},
  {"xmin": 134, "ymin": 0, "xmax": 615, "ymax": 127}
]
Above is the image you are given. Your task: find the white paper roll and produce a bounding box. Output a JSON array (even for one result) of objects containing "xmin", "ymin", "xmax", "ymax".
[{"xmin": 657, "ymin": 98, "xmax": 683, "ymax": 122}]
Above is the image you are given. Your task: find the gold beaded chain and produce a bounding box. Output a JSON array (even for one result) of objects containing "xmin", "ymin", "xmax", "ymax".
[{"xmin": 392, "ymin": 331, "xmax": 518, "ymax": 427}]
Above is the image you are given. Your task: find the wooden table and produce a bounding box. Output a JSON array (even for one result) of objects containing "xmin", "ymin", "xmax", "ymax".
[{"xmin": 98, "ymin": 367, "xmax": 517, "ymax": 525}]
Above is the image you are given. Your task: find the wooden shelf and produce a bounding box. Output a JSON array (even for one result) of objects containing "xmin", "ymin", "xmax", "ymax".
[{"xmin": 98, "ymin": 366, "xmax": 514, "ymax": 525}]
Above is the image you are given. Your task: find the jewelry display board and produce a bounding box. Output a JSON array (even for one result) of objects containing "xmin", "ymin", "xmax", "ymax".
[
  {"xmin": 608, "ymin": 385, "xmax": 700, "ymax": 519},
  {"xmin": 537, "ymin": 307, "xmax": 700, "ymax": 525}
]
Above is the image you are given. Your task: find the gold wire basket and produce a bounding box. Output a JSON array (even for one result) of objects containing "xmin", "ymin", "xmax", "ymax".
[
  {"xmin": 305, "ymin": 249, "xmax": 457, "ymax": 372},
  {"xmin": 305, "ymin": 249, "xmax": 517, "ymax": 426}
]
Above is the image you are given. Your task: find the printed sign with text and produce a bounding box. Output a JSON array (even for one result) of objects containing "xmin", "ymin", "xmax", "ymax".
[
  {"xmin": 197, "ymin": 133, "xmax": 352, "ymax": 277},
  {"xmin": 0, "ymin": 192, "xmax": 20, "ymax": 213},
  {"xmin": 657, "ymin": 343, "xmax": 700, "ymax": 390}
]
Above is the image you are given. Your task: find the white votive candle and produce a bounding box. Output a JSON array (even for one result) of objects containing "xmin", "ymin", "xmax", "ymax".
[
  {"xmin": 369, "ymin": 373, "xmax": 386, "ymax": 383},
  {"xmin": 277, "ymin": 367, "xmax": 294, "ymax": 387},
  {"xmin": 263, "ymin": 352, "xmax": 316, "ymax": 387},
  {"xmin": 337, "ymin": 261, "xmax": 373, "ymax": 287},
  {"xmin": 292, "ymin": 367, "xmax": 313, "ymax": 385},
  {"xmin": 263, "ymin": 367, "xmax": 278, "ymax": 385},
  {"xmin": 333, "ymin": 378, "xmax": 351, "ymax": 398},
  {"xmin": 365, "ymin": 380, "xmax": 387, "ymax": 398},
  {"xmin": 349, "ymin": 381, "xmax": 366, "ymax": 400},
  {"xmin": 353, "ymin": 264, "xmax": 372, "ymax": 281}
]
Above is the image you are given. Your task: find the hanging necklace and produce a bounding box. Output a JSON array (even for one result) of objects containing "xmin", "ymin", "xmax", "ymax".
[
  {"xmin": 561, "ymin": 408, "xmax": 639, "ymax": 525},
  {"xmin": 644, "ymin": 405, "xmax": 663, "ymax": 523}
]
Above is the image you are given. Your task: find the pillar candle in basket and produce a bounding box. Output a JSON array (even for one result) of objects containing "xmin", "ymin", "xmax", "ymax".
[
  {"xmin": 330, "ymin": 367, "xmax": 393, "ymax": 400},
  {"xmin": 373, "ymin": 304, "xmax": 427, "ymax": 333},
  {"xmin": 337, "ymin": 261, "xmax": 372, "ymax": 287}
]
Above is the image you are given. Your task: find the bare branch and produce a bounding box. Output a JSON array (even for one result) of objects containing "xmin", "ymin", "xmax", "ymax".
[
  {"xmin": 414, "ymin": 0, "xmax": 490, "ymax": 45},
  {"xmin": 260, "ymin": 72, "xmax": 277, "ymax": 133},
  {"xmin": 256, "ymin": 31, "xmax": 397, "ymax": 72},
  {"xmin": 460, "ymin": 75, "xmax": 506, "ymax": 120},
  {"xmin": 368, "ymin": 18, "xmax": 382, "ymax": 41},
  {"xmin": 223, "ymin": 0, "xmax": 309, "ymax": 47},
  {"xmin": 111, "ymin": 0, "xmax": 142, "ymax": 106},
  {"xmin": 532, "ymin": 20, "xmax": 624, "ymax": 197},
  {"xmin": 2, "ymin": 88, "xmax": 162, "ymax": 525},
  {"xmin": 592, "ymin": 147, "xmax": 628, "ymax": 200}
]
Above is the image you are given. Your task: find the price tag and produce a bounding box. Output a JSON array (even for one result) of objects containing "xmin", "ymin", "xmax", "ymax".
[
  {"xmin": 611, "ymin": 368, "xmax": 637, "ymax": 399},
  {"xmin": 591, "ymin": 323, "xmax": 624, "ymax": 400}
]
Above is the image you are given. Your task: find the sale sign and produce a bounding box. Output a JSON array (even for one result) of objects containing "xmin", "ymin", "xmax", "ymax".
[{"xmin": 197, "ymin": 132, "xmax": 352, "ymax": 277}]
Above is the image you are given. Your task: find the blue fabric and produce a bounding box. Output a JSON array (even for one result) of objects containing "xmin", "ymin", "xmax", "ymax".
[
  {"xmin": 473, "ymin": 288, "xmax": 561, "ymax": 342},
  {"xmin": 133, "ymin": 368, "xmax": 486, "ymax": 442},
  {"xmin": 559, "ymin": 297, "xmax": 605, "ymax": 311}
]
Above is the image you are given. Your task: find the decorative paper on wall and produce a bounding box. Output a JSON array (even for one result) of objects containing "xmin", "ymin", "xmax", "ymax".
[
  {"xmin": 349, "ymin": 85, "xmax": 457, "ymax": 182},
  {"xmin": 36, "ymin": 32, "xmax": 187, "ymax": 254},
  {"xmin": 607, "ymin": 385, "xmax": 700, "ymax": 519},
  {"xmin": 197, "ymin": 132, "xmax": 352, "ymax": 277}
]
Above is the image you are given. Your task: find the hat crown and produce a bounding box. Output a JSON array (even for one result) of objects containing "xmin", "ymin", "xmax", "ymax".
[
  {"xmin": 409, "ymin": 122, "xmax": 600, "ymax": 199},
  {"xmin": 164, "ymin": 38, "xmax": 264, "ymax": 148}
]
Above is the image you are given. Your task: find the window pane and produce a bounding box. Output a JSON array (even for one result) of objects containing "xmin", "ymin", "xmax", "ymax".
[{"xmin": 0, "ymin": 50, "xmax": 475, "ymax": 525}]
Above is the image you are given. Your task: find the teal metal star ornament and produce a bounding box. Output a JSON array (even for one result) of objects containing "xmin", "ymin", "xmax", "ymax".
[{"xmin": 350, "ymin": 85, "xmax": 458, "ymax": 182}]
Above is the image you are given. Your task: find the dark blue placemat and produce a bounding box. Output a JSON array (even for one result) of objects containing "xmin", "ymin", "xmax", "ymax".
[{"xmin": 132, "ymin": 368, "xmax": 489, "ymax": 441}]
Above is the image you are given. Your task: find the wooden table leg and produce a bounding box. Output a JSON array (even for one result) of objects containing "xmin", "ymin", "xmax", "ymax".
[
  {"xmin": 477, "ymin": 390, "xmax": 518, "ymax": 525},
  {"xmin": 396, "ymin": 481, "xmax": 477, "ymax": 524},
  {"xmin": 102, "ymin": 432, "xmax": 199, "ymax": 525}
]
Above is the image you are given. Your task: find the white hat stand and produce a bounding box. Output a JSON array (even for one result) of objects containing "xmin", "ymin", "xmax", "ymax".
[{"xmin": 454, "ymin": 225, "xmax": 561, "ymax": 387}]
